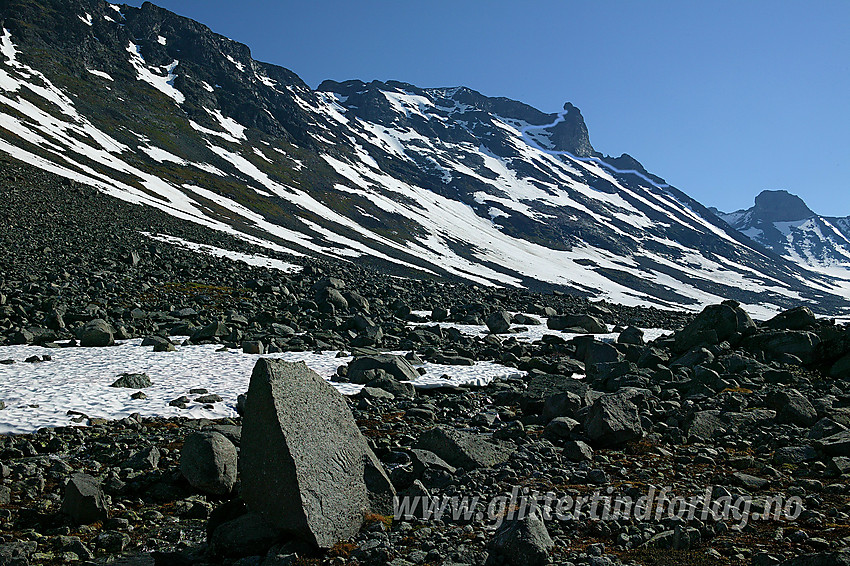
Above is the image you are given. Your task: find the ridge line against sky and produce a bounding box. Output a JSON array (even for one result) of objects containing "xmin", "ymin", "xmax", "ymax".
[{"xmin": 123, "ymin": 0, "xmax": 850, "ymax": 217}]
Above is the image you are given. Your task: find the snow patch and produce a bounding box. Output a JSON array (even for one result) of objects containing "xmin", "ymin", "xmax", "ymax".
[
  {"xmin": 225, "ymin": 54, "xmax": 244, "ymax": 72},
  {"xmin": 256, "ymin": 73, "xmax": 276, "ymax": 88},
  {"xmin": 382, "ymin": 90, "xmax": 434, "ymax": 120},
  {"xmin": 206, "ymin": 108, "xmax": 246, "ymax": 140},
  {"xmin": 0, "ymin": 341, "xmax": 521, "ymax": 434},
  {"xmin": 87, "ymin": 69, "xmax": 114, "ymax": 81},
  {"xmin": 143, "ymin": 232, "xmax": 302, "ymax": 273},
  {"xmin": 188, "ymin": 120, "xmax": 241, "ymax": 144},
  {"xmin": 252, "ymin": 147, "xmax": 272, "ymax": 163},
  {"xmin": 139, "ymin": 145, "xmax": 186, "ymax": 164},
  {"xmin": 488, "ymin": 207, "xmax": 509, "ymax": 220},
  {"xmin": 1, "ymin": 29, "xmax": 18, "ymax": 65},
  {"xmin": 126, "ymin": 42, "xmax": 185, "ymax": 104}
]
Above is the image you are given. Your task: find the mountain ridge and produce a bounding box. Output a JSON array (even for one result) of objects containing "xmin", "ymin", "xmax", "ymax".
[{"xmin": 0, "ymin": 0, "xmax": 848, "ymax": 315}]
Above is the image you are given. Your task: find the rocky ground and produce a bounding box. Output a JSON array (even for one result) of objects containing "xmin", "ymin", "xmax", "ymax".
[{"xmin": 1, "ymin": 155, "xmax": 850, "ymax": 566}]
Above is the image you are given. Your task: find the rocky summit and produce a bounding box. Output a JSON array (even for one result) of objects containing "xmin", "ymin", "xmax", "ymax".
[{"xmin": 0, "ymin": 1, "xmax": 849, "ymax": 566}]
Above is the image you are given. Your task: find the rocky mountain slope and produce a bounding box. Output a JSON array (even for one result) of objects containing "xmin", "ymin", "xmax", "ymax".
[
  {"xmin": 0, "ymin": 0, "xmax": 848, "ymax": 315},
  {"xmin": 718, "ymin": 190, "xmax": 850, "ymax": 273}
]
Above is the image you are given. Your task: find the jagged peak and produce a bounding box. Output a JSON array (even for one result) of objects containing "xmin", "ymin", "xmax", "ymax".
[{"xmin": 543, "ymin": 101, "xmax": 593, "ymax": 157}]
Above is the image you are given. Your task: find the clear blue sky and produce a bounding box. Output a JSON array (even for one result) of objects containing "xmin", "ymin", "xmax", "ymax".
[{"xmin": 127, "ymin": 1, "xmax": 850, "ymax": 216}]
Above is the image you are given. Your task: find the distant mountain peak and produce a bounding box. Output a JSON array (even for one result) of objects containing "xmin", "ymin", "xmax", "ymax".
[
  {"xmin": 719, "ymin": 190, "xmax": 850, "ymax": 271},
  {"xmin": 752, "ymin": 189, "xmax": 814, "ymax": 223}
]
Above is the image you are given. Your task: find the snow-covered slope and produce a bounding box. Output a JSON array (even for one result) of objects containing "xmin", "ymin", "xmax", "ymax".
[
  {"xmin": 719, "ymin": 190, "xmax": 850, "ymax": 274},
  {"xmin": 0, "ymin": 0, "xmax": 848, "ymax": 315}
]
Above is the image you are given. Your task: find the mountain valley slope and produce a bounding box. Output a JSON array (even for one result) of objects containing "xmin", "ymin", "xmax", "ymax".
[{"xmin": 0, "ymin": 0, "xmax": 847, "ymax": 315}]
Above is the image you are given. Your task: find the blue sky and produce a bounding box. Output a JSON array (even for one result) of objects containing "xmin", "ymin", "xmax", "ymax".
[{"xmin": 128, "ymin": 1, "xmax": 849, "ymax": 216}]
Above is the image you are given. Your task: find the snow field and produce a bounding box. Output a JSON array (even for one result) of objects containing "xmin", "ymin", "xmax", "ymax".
[{"xmin": 0, "ymin": 340, "xmax": 524, "ymax": 434}]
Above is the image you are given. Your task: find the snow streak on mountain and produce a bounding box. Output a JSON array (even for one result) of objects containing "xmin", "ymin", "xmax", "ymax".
[{"xmin": 0, "ymin": 0, "xmax": 848, "ymax": 315}]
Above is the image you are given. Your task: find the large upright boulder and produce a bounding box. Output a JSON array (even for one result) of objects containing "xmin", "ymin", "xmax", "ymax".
[{"xmin": 240, "ymin": 360, "xmax": 392, "ymax": 549}]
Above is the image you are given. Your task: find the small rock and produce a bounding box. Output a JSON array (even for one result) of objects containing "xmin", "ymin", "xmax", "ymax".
[
  {"xmin": 487, "ymin": 510, "xmax": 553, "ymax": 566},
  {"xmin": 97, "ymin": 531, "xmax": 130, "ymax": 553},
  {"xmin": 733, "ymin": 472, "xmax": 769, "ymax": 490},
  {"xmin": 347, "ymin": 354, "xmax": 420, "ymax": 383},
  {"xmin": 563, "ymin": 440, "xmax": 593, "ymax": 462},
  {"xmin": 209, "ymin": 512, "xmax": 281, "ymax": 559},
  {"xmin": 770, "ymin": 389, "xmax": 817, "ymax": 427},
  {"xmin": 763, "ymin": 306, "xmax": 817, "ymax": 331},
  {"xmin": 242, "ymin": 341, "xmax": 265, "ymax": 355},
  {"xmin": 80, "ymin": 319, "xmax": 114, "ymax": 347},
  {"xmin": 416, "ymin": 426, "xmax": 514, "ymax": 470},
  {"xmin": 547, "ymin": 314, "xmax": 608, "ymax": 333},
  {"xmin": 111, "ymin": 372, "xmax": 152, "ymax": 388},
  {"xmin": 56, "ymin": 536, "xmax": 93, "ymax": 561},
  {"xmin": 778, "ymin": 551, "xmax": 850, "ymax": 566},
  {"xmin": 486, "ymin": 310, "xmax": 512, "ymax": 334},
  {"xmin": 543, "ymin": 417, "xmax": 580, "ymax": 442},
  {"xmin": 195, "ymin": 394, "xmax": 223, "ymax": 404},
  {"xmin": 585, "ymin": 391, "xmax": 643, "ymax": 447},
  {"xmin": 617, "ymin": 325, "xmax": 644, "ymax": 345},
  {"xmin": 61, "ymin": 473, "xmax": 109, "ymax": 524},
  {"xmin": 180, "ymin": 431, "xmax": 238, "ymax": 495},
  {"xmin": 153, "ymin": 341, "xmax": 176, "ymax": 352},
  {"xmin": 124, "ymin": 446, "xmax": 160, "ymax": 471}
]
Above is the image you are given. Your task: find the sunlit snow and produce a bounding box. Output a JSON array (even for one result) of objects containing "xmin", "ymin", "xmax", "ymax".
[
  {"xmin": 143, "ymin": 232, "xmax": 302, "ymax": 273},
  {"xmin": 126, "ymin": 42, "xmax": 185, "ymax": 104},
  {"xmin": 87, "ymin": 69, "xmax": 114, "ymax": 81},
  {"xmin": 0, "ymin": 341, "xmax": 523, "ymax": 434}
]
